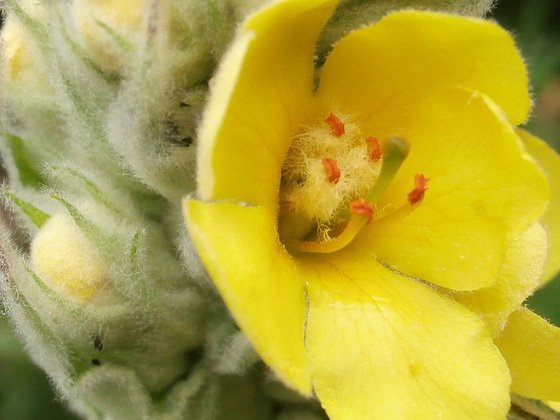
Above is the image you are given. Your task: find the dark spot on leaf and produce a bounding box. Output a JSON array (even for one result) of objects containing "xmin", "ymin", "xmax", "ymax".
[
  {"xmin": 179, "ymin": 136, "xmax": 194, "ymax": 147},
  {"xmin": 93, "ymin": 335, "xmax": 104, "ymax": 351},
  {"xmin": 166, "ymin": 121, "xmax": 193, "ymax": 147}
]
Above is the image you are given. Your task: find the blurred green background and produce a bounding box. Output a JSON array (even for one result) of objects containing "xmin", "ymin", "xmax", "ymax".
[{"xmin": 1, "ymin": 0, "xmax": 559, "ymax": 418}]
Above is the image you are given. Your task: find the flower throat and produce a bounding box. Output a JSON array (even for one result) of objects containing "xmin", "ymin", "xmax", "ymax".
[{"xmin": 278, "ymin": 112, "xmax": 429, "ymax": 253}]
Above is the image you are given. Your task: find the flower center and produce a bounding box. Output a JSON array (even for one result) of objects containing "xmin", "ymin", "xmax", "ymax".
[
  {"xmin": 278, "ymin": 112, "xmax": 428, "ymax": 253},
  {"xmin": 281, "ymin": 112, "xmax": 382, "ymax": 230}
]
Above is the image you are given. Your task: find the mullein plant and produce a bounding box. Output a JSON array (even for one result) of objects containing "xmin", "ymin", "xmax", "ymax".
[{"xmin": 1, "ymin": 0, "xmax": 560, "ymax": 419}]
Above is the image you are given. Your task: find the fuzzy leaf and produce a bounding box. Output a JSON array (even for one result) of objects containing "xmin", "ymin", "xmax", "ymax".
[
  {"xmin": 5, "ymin": 133, "xmax": 46, "ymax": 187},
  {"xmin": 4, "ymin": 192, "xmax": 50, "ymax": 228},
  {"xmin": 49, "ymin": 167, "xmax": 121, "ymax": 215},
  {"xmin": 507, "ymin": 394, "xmax": 560, "ymax": 420},
  {"xmin": 317, "ymin": 0, "xmax": 495, "ymax": 60}
]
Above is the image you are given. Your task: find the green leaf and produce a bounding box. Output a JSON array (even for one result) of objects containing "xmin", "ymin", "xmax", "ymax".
[
  {"xmin": 56, "ymin": 14, "xmax": 119, "ymax": 83},
  {"xmin": 4, "ymin": 192, "xmax": 50, "ymax": 228},
  {"xmin": 126, "ymin": 229, "xmax": 149, "ymax": 299},
  {"xmin": 508, "ymin": 395, "xmax": 560, "ymax": 420},
  {"xmin": 50, "ymin": 166, "xmax": 121, "ymax": 215},
  {"xmin": 49, "ymin": 194, "xmax": 100, "ymax": 240},
  {"xmin": 2, "ymin": 0, "xmax": 48, "ymax": 40},
  {"xmin": 24, "ymin": 265, "xmax": 81, "ymax": 314},
  {"xmin": 49, "ymin": 194, "xmax": 119, "ymax": 253},
  {"xmin": 59, "ymin": 76, "xmax": 105, "ymax": 142},
  {"xmin": 5, "ymin": 133, "xmax": 46, "ymax": 187},
  {"xmin": 95, "ymin": 19, "xmax": 134, "ymax": 53},
  {"xmin": 129, "ymin": 230, "xmax": 140, "ymax": 283},
  {"xmin": 317, "ymin": 0, "xmax": 495, "ymax": 66}
]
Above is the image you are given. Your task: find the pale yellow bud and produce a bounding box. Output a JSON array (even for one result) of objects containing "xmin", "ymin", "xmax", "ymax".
[
  {"xmin": 31, "ymin": 214, "xmax": 108, "ymax": 301},
  {"xmin": 72, "ymin": 0, "xmax": 147, "ymax": 73},
  {"xmin": 0, "ymin": 2, "xmax": 50, "ymax": 89}
]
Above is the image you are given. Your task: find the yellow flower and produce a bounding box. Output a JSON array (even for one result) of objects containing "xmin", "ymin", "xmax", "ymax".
[{"xmin": 183, "ymin": 1, "xmax": 560, "ymax": 418}]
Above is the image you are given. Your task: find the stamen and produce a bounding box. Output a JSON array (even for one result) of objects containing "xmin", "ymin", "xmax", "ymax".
[
  {"xmin": 350, "ymin": 199, "xmax": 374, "ymax": 222},
  {"xmin": 366, "ymin": 137, "xmax": 381, "ymax": 162},
  {"xmin": 279, "ymin": 201, "xmax": 293, "ymax": 212},
  {"xmin": 284, "ymin": 200, "xmax": 373, "ymax": 254},
  {"xmin": 407, "ymin": 173, "xmax": 430, "ymax": 204},
  {"xmin": 374, "ymin": 177, "xmax": 429, "ymax": 224},
  {"xmin": 365, "ymin": 135, "xmax": 410, "ymax": 204},
  {"xmin": 325, "ymin": 113, "xmax": 345, "ymax": 137},
  {"xmin": 322, "ymin": 158, "xmax": 341, "ymax": 184}
]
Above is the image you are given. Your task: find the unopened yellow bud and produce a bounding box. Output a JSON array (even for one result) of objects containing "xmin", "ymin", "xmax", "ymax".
[
  {"xmin": 31, "ymin": 214, "xmax": 108, "ymax": 301},
  {"xmin": 72, "ymin": 0, "xmax": 147, "ymax": 73},
  {"xmin": 0, "ymin": 2, "xmax": 50, "ymax": 89}
]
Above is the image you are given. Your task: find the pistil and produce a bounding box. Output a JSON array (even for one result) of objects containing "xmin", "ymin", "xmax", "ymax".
[{"xmin": 365, "ymin": 135, "xmax": 410, "ymax": 204}]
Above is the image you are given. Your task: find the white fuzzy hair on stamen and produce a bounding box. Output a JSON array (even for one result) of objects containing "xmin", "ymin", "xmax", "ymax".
[{"xmin": 282, "ymin": 113, "xmax": 381, "ymax": 224}]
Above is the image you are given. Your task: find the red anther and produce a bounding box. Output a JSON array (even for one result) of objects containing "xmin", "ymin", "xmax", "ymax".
[
  {"xmin": 322, "ymin": 158, "xmax": 341, "ymax": 184},
  {"xmin": 407, "ymin": 173, "xmax": 430, "ymax": 204},
  {"xmin": 350, "ymin": 199, "xmax": 374, "ymax": 221},
  {"xmin": 279, "ymin": 201, "xmax": 293, "ymax": 212},
  {"xmin": 366, "ymin": 137, "xmax": 381, "ymax": 161},
  {"xmin": 325, "ymin": 113, "xmax": 345, "ymax": 137}
]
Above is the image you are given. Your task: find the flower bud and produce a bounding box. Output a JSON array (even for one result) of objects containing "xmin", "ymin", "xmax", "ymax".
[
  {"xmin": 72, "ymin": 0, "xmax": 147, "ymax": 74},
  {"xmin": 0, "ymin": 1, "xmax": 51, "ymax": 91},
  {"xmin": 30, "ymin": 213, "xmax": 108, "ymax": 301}
]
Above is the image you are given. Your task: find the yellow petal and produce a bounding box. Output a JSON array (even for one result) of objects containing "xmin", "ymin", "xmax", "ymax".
[
  {"xmin": 517, "ymin": 129, "xmax": 560, "ymax": 283},
  {"xmin": 318, "ymin": 10, "xmax": 529, "ymax": 126},
  {"xmin": 354, "ymin": 87, "xmax": 549, "ymax": 291},
  {"xmin": 495, "ymin": 306, "xmax": 560, "ymax": 401},
  {"xmin": 546, "ymin": 401, "xmax": 560, "ymax": 412},
  {"xmin": 452, "ymin": 223, "xmax": 548, "ymax": 337},
  {"xmin": 183, "ymin": 199, "xmax": 311, "ymax": 394},
  {"xmin": 303, "ymin": 250, "xmax": 510, "ymax": 420},
  {"xmin": 197, "ymin": 0, "xmax": 338, "ymax": 207}
]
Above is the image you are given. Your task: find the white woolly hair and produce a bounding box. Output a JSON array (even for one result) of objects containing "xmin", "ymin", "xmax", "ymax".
[{"xmin": 282, "ymin": 113, "xmax": 381, "ymax": 224}]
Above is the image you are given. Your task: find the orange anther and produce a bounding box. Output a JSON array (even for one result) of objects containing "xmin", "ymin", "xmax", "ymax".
[
  {"xmin": 407, "ymin": 173, "xmax": 430, "ymax": 204},
  {"xmin": 325, "ymin": 113, "xmax": 345, "ymax": 137},
  {"xmin": 279, "ymin": 201, "xmax": 293, "ymax": 212},
  {"xmin": 366, "ymin": 137, "xmax": 381, "ymax": 161},
  {"xmin": 350, "ymin": 199, "xmax": 374, "ymax": 221},
  {"xmin": 322, "ymin": 158, "xmax": 341, "ymax": 184}
]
